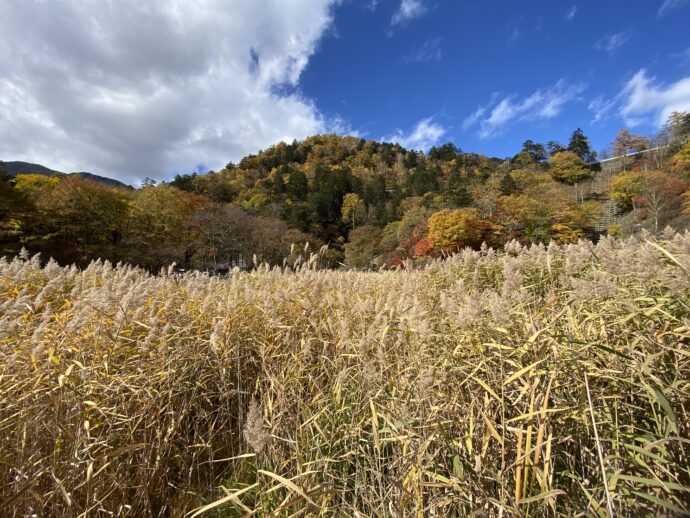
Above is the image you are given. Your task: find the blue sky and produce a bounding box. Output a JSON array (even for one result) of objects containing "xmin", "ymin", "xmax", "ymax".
[
  {"xmin": 1, "ymin": 0, "xmax": 689, "ymax": 182},
  {"xmin": 301, "ymin": 0, "xmax": 690, "ymax": 158}
]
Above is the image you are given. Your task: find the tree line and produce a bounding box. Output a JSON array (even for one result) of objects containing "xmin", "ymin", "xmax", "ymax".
[{"xmin": 1, "ymin": 112, "xmax": 689, "ymax": 270}]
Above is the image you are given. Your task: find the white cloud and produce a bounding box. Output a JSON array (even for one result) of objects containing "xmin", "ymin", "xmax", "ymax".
[
  {"xmin": 462, "ymin": 107, "xmax": 487, "ymax": 132},
  {"xmin": 620, "ymin": 70, "xmax": 690, "ymax": 127},
  {"xmin": 384, "ymin": 118, "xmax": 446, "ymax": 151},
  {"xmin": 391, "ymin": 0, "xmax": 427, "ymax": 26},
  {"xmin": 401, "ymin": 39, "xmax": 442, "ymax": 63},
  {"xmin": 586, "ymin": 70, "xmax": 690, "ymax": 127},
  {"xmin": 658, "ymin": 0, "xmax": 689, "ymax": 17},
  {"xmin": 566, "ymin": 5, "xmax": 578, "ymax": 21},
  {"xmin": 463, "ymin": 80, "xmax": 587, "ymax": 139},
  {"xmin": 0, "ymin": 0, "xmax": 342, "ymax": 183},
  {"xmin": 594, "ymin": 28, "xmax": 634, "ymax": 54},
  {"xmin": 588, "ymin": 95, "xmax": 617, "ymax": 124}
]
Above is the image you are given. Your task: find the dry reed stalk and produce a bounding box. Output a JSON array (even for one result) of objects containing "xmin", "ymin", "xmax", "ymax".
[{"xmin": 0, "ymin": 234, "xmax": 688, "ymax": 516}]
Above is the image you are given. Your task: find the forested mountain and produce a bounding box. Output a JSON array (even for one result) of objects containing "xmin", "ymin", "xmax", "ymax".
[
  {"xmin": 1, "ymin": 112, "xmax": 689, "ymax": 271},
  {"xmin": 1, "ymin": 161, "xmax": 60, "ymax": 178},
  {"xmin": 1, "ymin": 161, "xmax": 130, "ymax": 189}
]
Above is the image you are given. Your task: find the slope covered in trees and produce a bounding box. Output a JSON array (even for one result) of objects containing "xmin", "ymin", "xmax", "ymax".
[
  {"xmin": 1, "ymin": 112, "xmax": 689, "ymax": 270},
  {"xmin": 1, "ymin": 161, "xmax": 130, "ymax": 189}
]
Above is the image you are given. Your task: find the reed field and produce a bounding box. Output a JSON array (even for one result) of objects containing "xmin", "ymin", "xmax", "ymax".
[{"xmin": 1, "ymin": 232, "xmax": 689, "ymax": 517}]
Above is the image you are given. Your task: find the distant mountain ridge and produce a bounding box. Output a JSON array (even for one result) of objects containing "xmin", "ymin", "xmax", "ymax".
[{"xmin": 1, "ymin": 161, "xmax": 130, "ymax": 189}]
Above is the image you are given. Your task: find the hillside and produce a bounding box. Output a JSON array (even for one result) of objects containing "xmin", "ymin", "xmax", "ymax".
[
  {"xmin": 1, "ymin": 160, "xmax": 59, "ymax": 177},
  {"xmin": 70, "ymin": 171, "xmax": 132, "ymax": 189},
  {"xmin": 1, "ymin": 160, "xmax": 130, "ymax": 189},
  {"xmin": 165, "ymin": 122, "xmax": 689, "ymax": 265},
  {"xmin": 1, "ymin": 114, "xmax": 689, "ymax": 271}
]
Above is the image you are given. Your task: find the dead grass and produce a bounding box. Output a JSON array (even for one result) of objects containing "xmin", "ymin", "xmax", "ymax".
[{"xmin": 1, "ymin": 232, "xmax": 689, "ymax": 516}]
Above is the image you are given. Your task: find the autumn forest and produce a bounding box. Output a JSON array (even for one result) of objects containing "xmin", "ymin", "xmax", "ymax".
[{"xmin": 2, "ymin": 112, "xmax": 690, "ymax": 271}]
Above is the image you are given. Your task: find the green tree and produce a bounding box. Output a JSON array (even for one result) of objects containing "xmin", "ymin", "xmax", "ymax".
[
  {"xmin": 567, "ymin": 128, "xmax": 596, "ymax": 163},
  {"xmin": 195, "ymin": 171, "xmax": 236, "ymax": 202},
  {"xmin": 309, "ymin": 165, "xmax": 353, "ymax": 227},
  {"xmin": 547, "ymin": 140, "xmax": 566, "ymax": 157},
  {"xmin": 362, "ymin": 176, "xmax": 389, "ymax": 225},
  {"xmin": 500, "ymin": 172, "xmax": 516, "ymax": 195},
  {"xmin": 521, "ymin": 140, "xmax": 547, "ymax": 163},
  {"xmin": 445, "ymin": 169, "xmax": 471, "ymax": 207},
  {"xmin": 509, "ymin": 169, "xmax": 552, "ymax": 192},
  {"xmin": 379, "ymin": 221, "xmax": 401, "ymax": 252},
  {"xmin": 170, "ymin": 173, "xmax": 197, "ymax": 192},
  {"xmin": 428, "ymin": 142, "xmax": 461, "ymax": 161},
  {"xmin": 0, "ymin": 170, "xmax": 18, "ymax": 221},
  {"xmin": 344, "ymin": 225, "xmax": 383, "ymax": 268},
  {"xmin": 286, "ymin": 169, "xmax": 308, "ymax": 201},
  {"xmin": 0, "ymin": 170, "xmax": 32, "ymax": 252},
  {"xmin": 406, "ymin": 165, "xmax": 439, "ymax": 196}
]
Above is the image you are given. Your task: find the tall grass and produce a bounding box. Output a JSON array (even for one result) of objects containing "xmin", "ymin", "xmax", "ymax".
[{"xmin": 1, "ymin": 232, "xmax": 689, "ymax": 516}]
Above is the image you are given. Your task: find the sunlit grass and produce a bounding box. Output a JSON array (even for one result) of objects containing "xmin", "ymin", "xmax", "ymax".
[{"xmin": 1, "ymin": 232, "xmax": 689, "ymax": 516}]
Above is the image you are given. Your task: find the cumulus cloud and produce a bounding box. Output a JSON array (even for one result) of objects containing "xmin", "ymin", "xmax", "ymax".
[
  {"xmin": 594, "ymin": 28, "xmax": 634, "ymax": 54},
  {"xmin": 0, "ymin": 0, "xmax": 341, "ymax": 183},
  {"xmin": 658, "ymin": 0, "xmax": 689, "ymax": 17},
  {"xmin": 384, "ymin": 118, "xmax": 445, "ymax": 151},
  {"xmin": 566, "ymin": 5, "xmax": 578, "ymax": 21},
  {"xmin": 401, "ymin": 39, "xmax": 442, "ymax": 63},
  {"xmin": 463, "ymin": 80, "xmax": 587, "ymax": 139},
  {"xmin": 619, "ymin": 70, "xmax": 690, "ymax": 126},
  {"xmin": 391, "ymin": 0, "xmax": 427, "ymax": 26}
]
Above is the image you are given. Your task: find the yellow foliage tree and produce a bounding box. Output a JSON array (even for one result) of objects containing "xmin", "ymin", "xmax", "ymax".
[
  {"xmin": 607, "ymin": 172, "xmax": 644, "ymax": 210},
  {"xmin": 671, "ymin": 139, "xmax": 690, "ymax": 171},
  {"xmin": 548, "ymin": 151, "xmax": 591, "ymax": 201},
  {"xmin": 12, "ymin": 173, "xmax": 60, "ymax": 201},
  {"xmin": 341, "ymin": 192, "xmax": 366, "ymax": 229},
  {"xmin": 427, "ymin": 208, "xmax": 482, "ymax": 253}
]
